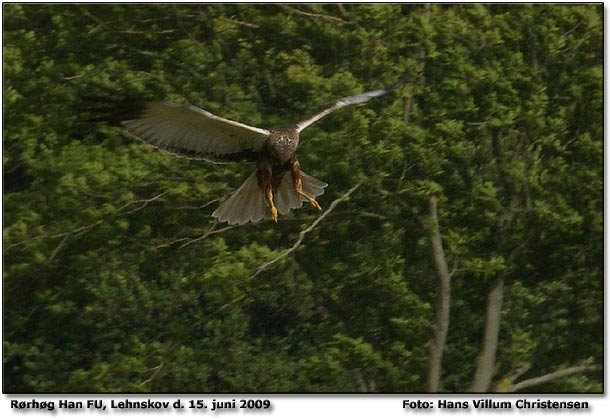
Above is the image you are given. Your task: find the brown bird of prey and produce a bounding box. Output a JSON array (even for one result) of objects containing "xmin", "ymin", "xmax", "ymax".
[{"xmin": 95, "ymin": 84, "xmax": 395, "ymax": 225}]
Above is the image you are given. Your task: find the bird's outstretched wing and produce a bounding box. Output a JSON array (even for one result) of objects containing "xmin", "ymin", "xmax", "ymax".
[
  {"xmin": 89, "ymin": 98, "xmax": 270, "ymax": 163},
  {"xmin": 294, "ymin": 85, "xmax": 395, "ymax": 134}
]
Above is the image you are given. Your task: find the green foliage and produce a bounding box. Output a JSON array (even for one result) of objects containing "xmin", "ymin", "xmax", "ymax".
[{"xmin": 3, "ymin": 4, "xmax": 602, "ymax": 392}]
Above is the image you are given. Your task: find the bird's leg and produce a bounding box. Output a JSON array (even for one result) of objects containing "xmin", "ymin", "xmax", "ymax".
[
  {"xmin": 257, "ymin": 167, "xmax": 278, "ymax": 222},
  {"xmin": 291, "ymin": 155, "xmax": 322, "ymax": 211},
  {"xmin": 266, "ymin": 183, "xmax": 278, "ymax": 222}
]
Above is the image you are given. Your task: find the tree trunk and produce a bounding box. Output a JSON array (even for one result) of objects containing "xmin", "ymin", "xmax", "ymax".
[
  {"xmin": 471, "ymin": 275, "xmax": 504, "ymax": 392},
  {"xmin": 427, "ymin": 196, "xmax": 451, "ymax": 392}
]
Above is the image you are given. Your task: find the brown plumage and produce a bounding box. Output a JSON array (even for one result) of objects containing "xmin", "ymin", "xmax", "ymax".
[{"xmin": 91, "ymin": 84, "xmax": 397, "ymax": 225}]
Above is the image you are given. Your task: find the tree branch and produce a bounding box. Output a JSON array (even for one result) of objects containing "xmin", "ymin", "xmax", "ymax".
[
  {"xmin": 278, "ymin": 4, "xmax": 354, "ymax": 25},
  {"xmin": 500, "ymin": 364, "xmax": 601, "ymax": 392},
  {"xmin": 178, "ymin": 223, "xmax": 237, "ymax": 249},
  {"xmin": 172, "ymin": 198, "xmax": 220, "ymax": 211},
  {"xmin": 139, "ymin": 363, "xmax": 164, "ymax": 388},
  {"xmin": 217, "ymin": 16, "xmax": 260, "ymax": 29},
  {"xmin": 118, "ymin": 191, "xmax": 169, "ymax": 215},
  {"xmin": 427, "ymin": 196, "xmax": 452, "ymax": 392},
  {"xmin": 471, "ymin": 274, "xmax": 504, "ymax": 392},
  {"xmin": 4, "ymin": 192, "xmax": 169, "ymax": 252},
  {"xmin": 250, "ymin": 182, "xmax": 362, "ymax": 278}
]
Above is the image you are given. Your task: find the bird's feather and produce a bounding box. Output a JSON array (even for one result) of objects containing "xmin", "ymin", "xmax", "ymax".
[
  {"xmin": 212, "ymin": 170, "xmax": 327, "ymax": 225},
  {"xmin": 294, "ymin": 86, "xmax": 395, "ymax": 133},
  {"xmin": 85, "ymin": 96, "xmax": 270, "ymax": 163},
  {"xmin": 211, "ymin": 171, "xmax": 267, "ymax": 225},
  {"xmin": 121, "ymin": 102, "xmax": 270, "ymax": 163}
]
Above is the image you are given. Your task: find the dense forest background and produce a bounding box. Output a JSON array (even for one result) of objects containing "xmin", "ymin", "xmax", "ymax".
[{"xmin": 3, "ymin": 4, "xmax": 603, "ymax": 393}]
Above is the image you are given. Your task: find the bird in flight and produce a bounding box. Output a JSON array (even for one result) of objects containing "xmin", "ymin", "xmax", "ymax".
[{"xmin": 91, "ymin": 83, "xmax": 397, "ymax": 225}]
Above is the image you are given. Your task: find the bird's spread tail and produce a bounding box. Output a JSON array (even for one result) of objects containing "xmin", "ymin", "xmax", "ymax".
[{"xmin": 212, "ymin": 170, "xmax": 327, "ymax": 225}]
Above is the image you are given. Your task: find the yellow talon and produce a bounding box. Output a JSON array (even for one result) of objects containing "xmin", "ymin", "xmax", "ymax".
[
  {"xmin": 309, "ymin": 198, "xmax": 322, "ymax": 211},
  {"xmin": 271, "ymin": 206, "xmax": 278, "ymax": 222}
]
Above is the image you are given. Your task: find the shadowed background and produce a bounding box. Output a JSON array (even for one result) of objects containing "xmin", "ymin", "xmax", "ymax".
[{"xmin": 2, "ymin": 4, "xmax": 603, "ymax": 392}]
